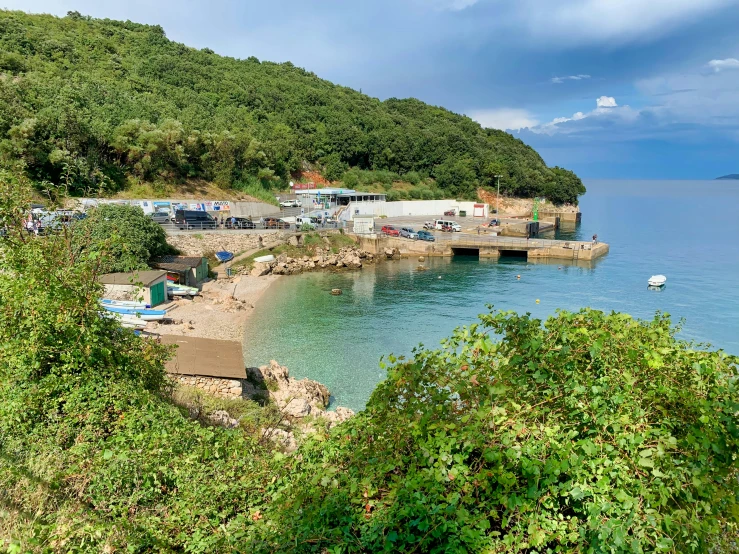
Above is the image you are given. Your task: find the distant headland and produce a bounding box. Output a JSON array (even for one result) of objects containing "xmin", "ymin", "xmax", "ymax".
[{"xmin": 716, "ymin": 174, "xmax": 739, "ymax": 180}]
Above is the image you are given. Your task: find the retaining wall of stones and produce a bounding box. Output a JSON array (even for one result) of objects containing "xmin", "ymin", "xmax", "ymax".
[{"xmin": 171, "ymin": 374, "xmax": 243, "ymax": 399}]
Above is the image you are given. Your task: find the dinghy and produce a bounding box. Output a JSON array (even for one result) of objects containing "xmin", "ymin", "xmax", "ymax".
[
  {"xmin": 101, "ymin": 298, "xmax": 151, "ymax": 309},
  {"xmin": 118, "ymin": 315, "xmax": 148, "ymax": 330},
  {"xmin": 215, "ymin": 250, "xmax": 234, "ymax": 263},
  {"xmin": 102, "ymin": 305, "xmax": 167, "ymax": 321},
  {"xmin": 253, "ymin": 254, "xmax": 275, "ymax": 263},
  {"xmin": 648, "ymin": 275, "xmax": 667, "ymax": 288},
  {"xmin": 167, "ymin": 284, "xmax": 198, "ymax": 297}
]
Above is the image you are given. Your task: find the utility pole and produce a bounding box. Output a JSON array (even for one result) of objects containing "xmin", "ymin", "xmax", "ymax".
[{"xmin": 494, "ymin": 175, "xmax": 503, "ymax": 219}]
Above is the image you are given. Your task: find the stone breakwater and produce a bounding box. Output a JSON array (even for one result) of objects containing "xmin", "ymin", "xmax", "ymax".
[{"xmin": 248, "ymin": 246, "xmax": 375, "ymax": 277}]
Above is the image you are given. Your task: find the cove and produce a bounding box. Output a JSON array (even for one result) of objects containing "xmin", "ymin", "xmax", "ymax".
[{"xmin": 243, "ymin": 179, "xmax": 739, "ymax": 411}]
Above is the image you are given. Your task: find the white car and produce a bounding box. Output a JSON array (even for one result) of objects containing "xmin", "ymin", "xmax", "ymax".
[{"xmin": 280, "ymin": 199, "xmax": 301, "ymax": 208}]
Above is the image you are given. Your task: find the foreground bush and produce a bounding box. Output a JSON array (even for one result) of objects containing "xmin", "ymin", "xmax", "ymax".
[{"xmin": 267, "ymin": 309, "xmax": 739, "ymax": 552}]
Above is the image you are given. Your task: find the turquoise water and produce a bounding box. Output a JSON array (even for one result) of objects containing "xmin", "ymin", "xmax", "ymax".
[{"xmin": 243, "ymin": 180, "xmax": 739, "ymax": 411}]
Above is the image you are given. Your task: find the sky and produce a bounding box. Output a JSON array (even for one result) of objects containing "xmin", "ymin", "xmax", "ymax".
[{"xmin": 3, "ymin": 0, "xmax": 739, "ymax": 179}]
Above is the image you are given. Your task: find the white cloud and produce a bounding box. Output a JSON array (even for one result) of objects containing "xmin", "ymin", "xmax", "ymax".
[
  {"xmin": 551, "ymin": 74, "xmax": 591, "ymax": 84},
  {"xmin": 707, "ymin": 58, "xmax": 739, "ymax": 72},
  {"xmin": 467, "ymin": 108, "xmax": 539, "ymax": 130},
  {"xmin": 520, "ymin": 0, "xmax": 739, "ymax": 45},
  {"xmin": 596, "ymin": 96, "xmax": 618, "ymax": 108}
]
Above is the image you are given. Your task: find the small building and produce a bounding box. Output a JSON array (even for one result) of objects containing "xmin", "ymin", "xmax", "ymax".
[
  {"xmin": 352, "ymin": 215, "xmax": 375, "ymax": 234},
  {"xmin": 99, "ymin": 270, "xmax": 168, "ymax": 307},
  {"xmin": 152, "ymin": 256, "xmax": 209, "ymax": 286}
]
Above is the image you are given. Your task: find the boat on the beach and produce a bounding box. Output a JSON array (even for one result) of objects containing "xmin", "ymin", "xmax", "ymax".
[
  {"xmin": 101, "ymin": 298, "xmax": 151, "ymax": 309},
  {"xmin": 167, "ymin": 284, "xmax": 199, "ymax": 297},
  {"xmin": 254, "ymin": 254, "xmax": 275, "ymax": 263},
  {"xmin": 648, "ymin": 275, "xmax": 667, "ymax": 287},
  {"xmin": 215, "ymin": 250, "xmax": 234, "ymax": 263},
  {"xmin": 101, "ymin": 311, "xmax": 148, "ymax": 330},
  {"xmin": 102, "ymin": 305, "xmax": 167, "ymax": 321}
]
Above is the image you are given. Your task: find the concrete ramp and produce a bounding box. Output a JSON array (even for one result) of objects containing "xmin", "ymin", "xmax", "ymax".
[{"xmin": 159, "ymin": 335, "xmax": 245, "ymax": 379}]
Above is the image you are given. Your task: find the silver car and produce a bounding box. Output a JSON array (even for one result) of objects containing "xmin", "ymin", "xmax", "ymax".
[{"xmin": 399, "ymin": 227, "xmax": 419, "ymax": 240}]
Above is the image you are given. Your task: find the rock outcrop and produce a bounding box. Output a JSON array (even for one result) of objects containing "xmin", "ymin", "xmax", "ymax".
[
  {"xmin": 243, "ymin": 246, "xmax": 375, "ymax": 277},
  {"xmin": 243, "ymin": 360, "xmax": 356, "ymax": 453}
]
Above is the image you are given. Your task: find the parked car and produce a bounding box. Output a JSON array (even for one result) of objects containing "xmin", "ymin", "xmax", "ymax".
[
  {"xmin": 434, "ymin": 219, "xmax": 462, "ymax": 232},
  {"xmin": 399, "ymin": 227, "xmax": 418, "ymax": 240},
  {"xmin": 443, "ymin": 209, "xmax": 456, "ymax": 216},
  {"xmin": 148, "ymin": 212, "xmax": 171, "ymax": 224},
  {"xmin": 263, "ymin": 217, "xmax": 291, "ymax": 229},
  {"xmin": 224, "ymin": 217, "xmax": 257, "ymax": 229},
  {"xmin": 381, "ymin": 225, "xmax": 400, "ymax": 237},
  {"xmin": 37, "ymin": 211, "xmax": 87, "ymax": 234},
  {"xmin": 487, "ymin": 218, "xmax": 499, "ymax": 227},
  {"xmin": 279, "ymin": 199, "xmax": 301, "ymax": 208},
  {"xmin": 423, "ymin": 221, "xmax": 436, "ymax": 230},
  {"xmin": 175, "ymin": 210, "xmax": 217, "ymax": 230},
  {"xmin": 417, "ymin": 230, "xmax": 435, "ymax": 242}
]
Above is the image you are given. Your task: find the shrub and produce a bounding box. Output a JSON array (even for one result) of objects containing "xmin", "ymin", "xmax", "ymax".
[
  {"xmin": 71, "ymin": 204, "xmax": 177, "ymax": 273},
  {"xmin": 266, "ymin": 308, "xmax": 739, "ymax": 553}
]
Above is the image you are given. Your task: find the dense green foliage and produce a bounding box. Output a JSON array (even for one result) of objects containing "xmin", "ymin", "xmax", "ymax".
[
  {"xmin": 0, "ymin": 10, "xmax": 584, "ymax": 204},
  {"xmin": 4, "ymin": 175, "xmax": 737, "ymax": 552},
  {"xmin": 269, "ymin": 309, "xmax": 739, "ymax": 552},
  {"xmin": 71, "ymin": 204, "xmax": 176, "ymax": 273}
]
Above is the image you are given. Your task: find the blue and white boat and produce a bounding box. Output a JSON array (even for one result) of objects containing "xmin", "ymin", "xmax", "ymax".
[
  {"xmin": 102, "ymin": 305, "xmax": 167, "ymax": 321},
  {"xmin": 101, "ymin": 298, "xmax": 151, "ymax": 309},
  {"xmin": 168, "ymin": 284, "xmax": 198, "ymax": 297},
  {"xmin": 215, "ymin": 250, "xmax": 234, "ymax": 263}
]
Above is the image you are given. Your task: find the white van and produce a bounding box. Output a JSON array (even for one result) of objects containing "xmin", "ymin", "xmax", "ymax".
[
  {"xmin": 296, "ymin": 216, "xmax": 316, "ymax": 229},
  {"xmin": 434, "ymin": 219, "xmax": 461, "ymax": 232}
]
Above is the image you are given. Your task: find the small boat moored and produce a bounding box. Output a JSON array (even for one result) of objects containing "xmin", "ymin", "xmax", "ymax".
[
  {"xmin": 648, "ymin": 275, "xmax": 667, "ymax": 288},
  {"xmin": 253, "ymin": 254, "xmax": 275, "ymax": 264}
]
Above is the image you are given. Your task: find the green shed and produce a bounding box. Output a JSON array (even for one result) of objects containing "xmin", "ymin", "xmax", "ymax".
[
  {"xmin": 99, "ymin": 270, "xmax": 168, "ymax": 307},
  {"xmin": 152, "ymin": 256, "xmax": 209, "ymax": 287}
]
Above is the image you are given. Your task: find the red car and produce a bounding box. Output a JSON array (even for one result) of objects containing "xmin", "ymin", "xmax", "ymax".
[
  {"xmin": 443, "ymin": 209, "xmax": 456, "ymax": 216},
  {"xmin": 381, "ymin": 225, "xmax": 400, "ymax": 237}
]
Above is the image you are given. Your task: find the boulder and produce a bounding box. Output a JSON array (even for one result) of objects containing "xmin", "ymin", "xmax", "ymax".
[
  {"xmin": 251, "ymin": 261, "xmax": 272, "ymax": 277},
  {"xmin": 246, "ymin": 360, "xmax": 330, "ymax": 411},
  {"xmin": 288, "ymin": 236, "xmax": 299, "ymax": 247},
  {"xmin": 384, "ymin": 247, "xmax": 395, "ymax": 258},
  {"xmin": 323, "ymin": 406, "xmax": 356, "ymax": 429},
  {"xmin": 283, "ymin": 398, "xmax": 312, "ymax": 418},
  {"xmin": 264, "ymin": 428, "xmax": 298, "ymax": 453},
  {"xmin": 208, "ymin": 410, "xmax": 240, "ymax": 429}
]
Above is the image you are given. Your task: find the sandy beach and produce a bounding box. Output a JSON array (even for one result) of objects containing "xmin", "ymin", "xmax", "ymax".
[{"xmin": 147, "ymin": 274, "xmax": 280, "ymax": 342}]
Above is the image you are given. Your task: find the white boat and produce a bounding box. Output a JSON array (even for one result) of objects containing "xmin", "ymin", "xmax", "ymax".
[
  {"xmin": 101, "ymin": 298, "xmax": 151, "ymax": 309},
  {"xmin": 648, "ymin": 275, "xmax": 667, "ymax": 287},
  {"xmin": 168, "ymin": 287, "xmax": 193, "ymax": 297},
  {"xmin": 254, "ymin": 254, "xmax": 275, "ymax": 263},
  {"xmin": 100, "ymin": 311, "xmax": 148, "ymax": 330}
]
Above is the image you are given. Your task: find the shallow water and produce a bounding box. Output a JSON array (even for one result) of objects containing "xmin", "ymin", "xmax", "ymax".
[{"xmin": 243, "ymin": 179, "xmax": 739, "ymax": 411}]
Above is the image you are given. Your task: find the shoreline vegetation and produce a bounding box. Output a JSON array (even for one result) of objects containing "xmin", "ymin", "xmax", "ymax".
[{"xmin": 2, "ymin": 172, "xmax": 739, "ymax": 551}]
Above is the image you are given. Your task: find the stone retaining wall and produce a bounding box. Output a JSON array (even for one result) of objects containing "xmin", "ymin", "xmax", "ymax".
[{"xmin": 171, "ymin": 374, "xmax": 243, "ymax": 398}]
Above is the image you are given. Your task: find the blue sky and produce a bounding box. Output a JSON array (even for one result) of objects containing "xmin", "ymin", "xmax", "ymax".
[{"xmin": 4, "ymin": 0, "xmax": 739, "ymax": 178}]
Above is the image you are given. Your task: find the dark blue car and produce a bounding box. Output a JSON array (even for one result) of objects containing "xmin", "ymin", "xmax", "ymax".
[{"xmin": 417, "ymin": 230, "xmax": 435, "ymax": 242}]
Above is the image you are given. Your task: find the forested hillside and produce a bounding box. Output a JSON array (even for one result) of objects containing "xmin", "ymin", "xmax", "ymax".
[{"xmin": 0, "ymin": 10, "xmax": 585, "ymax": 204}]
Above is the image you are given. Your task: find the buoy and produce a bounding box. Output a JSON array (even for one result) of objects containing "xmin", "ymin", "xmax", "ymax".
[
  {"xmin": 438, "ymin": 276, "xmax": 442, "ymax": 279},
  {"xmin": 331, "ymin": 288, "xmax": 342, "ymax": 296},
  {"xmin": 418, "ymin": 256, "xmax": 425, "ymax": 262},
  {"xmin": 536, "ymin": 299, "xmax": 540, "ymax": 304},
  {"xmin": 558, "ymin": 266, "xmax": 562, "ymax": 270},
  {"xmin": 516, "ymin": 275, "xmax": 521, "ymax": 280}
]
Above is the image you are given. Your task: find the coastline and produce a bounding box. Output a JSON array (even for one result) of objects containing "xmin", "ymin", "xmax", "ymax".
[{"xmin": 147, "ymin": 274, "xmax": 281, "ymax": 342}]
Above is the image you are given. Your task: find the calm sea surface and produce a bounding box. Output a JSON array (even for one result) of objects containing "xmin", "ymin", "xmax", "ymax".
[{"xmin": 243, "ymin": 180, "xmax": 739, "ymax": 411}]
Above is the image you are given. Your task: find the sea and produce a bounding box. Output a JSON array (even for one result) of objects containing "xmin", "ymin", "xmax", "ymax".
[{"xmin": 243, "ymin": 179, "xmax": 739, "ymax": 411}]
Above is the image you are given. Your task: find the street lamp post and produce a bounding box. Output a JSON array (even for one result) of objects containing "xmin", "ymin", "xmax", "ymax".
[{"xmin": 494, "ymin": 175, "xmax": 503, "ymax": 219}]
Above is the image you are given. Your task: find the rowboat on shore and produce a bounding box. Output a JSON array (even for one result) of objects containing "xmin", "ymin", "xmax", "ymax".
[
  {"xmin": 167, "ymin": 284, "xmax": 199, "ymax": 297},
  {"xmin": 215, "ymin": 250, "xmax": 234, "ymax": 263},
  {"xmin": 101, "ymin": 311, "xmax": 148, "ymax": 330},
  {"xmin": 102, "ymin": 305, "xmax": 167, "ymax": 321},
  {"xmin": 254, "ymin": 254, "xmax": 275, "ymax": 263},
  {"xmin": 101, "ymin": 298, "xmax": 151, "ymax": 309}
]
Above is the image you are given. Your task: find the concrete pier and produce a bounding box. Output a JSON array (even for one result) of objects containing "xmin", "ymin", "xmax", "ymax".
[{"xmin": 355, "ymin": 234, "xmax": 609, "ymax": 262}]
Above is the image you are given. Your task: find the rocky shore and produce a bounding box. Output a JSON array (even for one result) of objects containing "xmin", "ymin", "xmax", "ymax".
[{"xmin": 248, "ymin": 245, "xmax": 375, "ymax": 277}]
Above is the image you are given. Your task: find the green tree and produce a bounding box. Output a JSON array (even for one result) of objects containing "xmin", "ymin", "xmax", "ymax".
[{"xmin": 71, "ymin": 204, "xmax": 176, "ymax": 273}]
